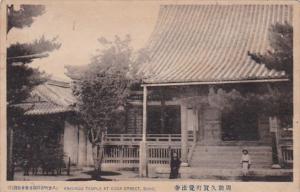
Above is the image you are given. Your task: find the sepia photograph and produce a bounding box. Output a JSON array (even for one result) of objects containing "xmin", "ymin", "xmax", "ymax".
[{"xmin": 1, "ymin": 0, "xmax": 298, "ymax": 189}]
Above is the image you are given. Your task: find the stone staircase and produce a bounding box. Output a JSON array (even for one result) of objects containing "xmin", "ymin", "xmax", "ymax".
[
  {"xmin": 154, "ymin": 146, "xmax": 293, "ymax": 181},
  {"xmin": 189, "ymin": 145, "xmax": 273, "ymax": 169},
  {"xmin": 154, "ymin": 145, "xmax": 293, "ymax": 180}
]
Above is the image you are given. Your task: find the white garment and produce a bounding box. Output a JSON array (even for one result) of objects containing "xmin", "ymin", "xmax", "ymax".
[{"xmin": 240, "ymin": 154, "xmax": 251, "ymax": 176}]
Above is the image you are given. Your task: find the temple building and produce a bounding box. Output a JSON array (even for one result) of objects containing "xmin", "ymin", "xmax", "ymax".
[
  {"xmin": 122, "ymin": 4, "xmax": 293, "ymax": 177},
  {"xmin": 16, "ymin": 79, "xmax": 93, "ymax": 167},
  {"xmin": 17, "ymin": 4, "xmax": 293, "ymax": 178}
]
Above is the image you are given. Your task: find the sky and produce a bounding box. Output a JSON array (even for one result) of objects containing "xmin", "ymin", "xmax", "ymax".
[{"xmin": 7, "ymin": 2, "xmax": 160, "ymax": 80}]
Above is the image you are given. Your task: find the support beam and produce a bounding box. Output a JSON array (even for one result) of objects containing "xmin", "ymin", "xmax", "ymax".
[
  {"xmin": 181, "ymin": 105, "xmax": 188, "ymax": 166},
  {"xmin": 142, "ymin": 86, "xmax": 147, "ymax": 142},
  {"xmin": 7, "ymin": 127, "xmax": 14, "ymax": 180},
  {"xmin": 160, "ymin": 88, "xmax": 166, "ymax": 134},
  {"xmin": 193, "ymin": 109, "xmax": 198, "ymax": 143},
  {"xmin": 141, "ymin": 78, "xmax": 289, "ymax": 87},
  {"xmin": 139, "ymin": 86, "xmax": 148, "ymax": 177}
]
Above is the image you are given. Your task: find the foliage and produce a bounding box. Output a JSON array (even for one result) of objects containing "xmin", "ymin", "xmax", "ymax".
[
  {"xmin": 13, "ymin": 115, "xmax": 66, "ymax": 172},
  {"xmin": 73, "ymin": 35, "xmax": 146, "ymax": 178},
  {"xmin": 207, "ymin": 84, "xmax": 292, "ymax": 128},
  {"xmin": 6, "ymin": 4, "xmax": 61, "ymax": 180},
  {"xmin": 73, "ymin": 35, "xmax": 144, "ymax": 145},
  {"xmin": 248, "ymin": 22, "xmax": 293, "ymax": 79},
  {"xmin": 248, "ymin": 22, "xmax": 293, "ymax": 127},
  {"xmin": 7, "ymin": 35, "xmax": 60, "ymax": 62},
  {"xmin": 209, "ymin": 87, "xmax": 278, "ymax": 115},
  {"xmin": 7, "ymin": 36, "xmax": 61, "ymax": 105},
  {"xmin": 7, "ymin": 4, "xmax": 45, "ymax": 32},
  {"xmin": 7, "ymin": 4, "xmax": 61, "ymax": 105}
]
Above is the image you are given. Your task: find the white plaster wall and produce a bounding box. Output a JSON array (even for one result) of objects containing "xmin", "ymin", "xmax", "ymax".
[
  {"xmin": 86, "ymin": 139, "xmax": 94, "ymax": 166},
  {"xmin": 77, "ymin": 125, "xmax": 87, "ymax": 166},
  {"xmin": 63, "ymin": 121, "xmax": 79, "ymax": 165}
]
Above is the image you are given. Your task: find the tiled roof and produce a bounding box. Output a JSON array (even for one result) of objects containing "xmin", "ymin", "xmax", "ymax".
[
  {"xmin": 18, "ymin": 80, "xmax": 76, "ymax": 115},
  {"xmin": 16, "ymin": 102, "xmax": 73, "ymax": 115},
  {"xmin": 33, "ymin": 81, "xmax": 76, "ymax": 107},
  {"xmin": 140, "ymin": 5, "xmax": 292, "ymax": 84}
]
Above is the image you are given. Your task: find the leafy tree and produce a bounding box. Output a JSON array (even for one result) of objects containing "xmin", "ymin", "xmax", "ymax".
[
  {"xmin": 7, "ymin": 4, "xmax": 45, "ymax": 33},
  {"xmin": 247, "ymin": 23, "xmax": 292, "ymax": 164},
  {"xmin": 73, "ymin": 35, "xmax": 145, "ymax": 179},
  {"xmin": 6, "ymin": 4, "xmax": 60, "ymax": 180},
  {"xmin": 200, "ymin": 23, "xmax": 293, "ymax": 129},
  {"xmin": 7, "ymin": 36, "xmax": 60, "ymax": 104},
  {"xmin": 248, "ymin": 23, "xmax": 293, "ymax": 79},
  {"xmin": 248, "ymin": 22, "xmax": 293, "ymax": 126}
]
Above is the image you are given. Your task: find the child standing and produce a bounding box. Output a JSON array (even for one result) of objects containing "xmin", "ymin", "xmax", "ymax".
[{"xmin": 240, "ymin": 149, "xmax": 251, "ymax": 176}]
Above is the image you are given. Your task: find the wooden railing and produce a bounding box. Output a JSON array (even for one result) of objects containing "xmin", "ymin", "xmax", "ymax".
[
  {"xmin": 280, "ymin": 129, "xmax": 293, "ymax": 167},
  {"xmin": 104, "ymin": 134, "xmax": 194, "ymax": 144},
  {"xmin": 102, "ymin": 143, "xmax": 183, "ymax": 167},
  {"xmin": 101, "ymin": 134, "xmax": 192, "ymax": 167},
  {"xmin": 281, "ymin": 146, "xmax": 293, "ymax": 164},
  {"xmin": 148, "ymin": 145, "xmax": 181, "ymax": 165},
  {"xmin": 276, "ymin": 127, "xmax": 293, "ymax": 168},
  {"xmin": 103, "ymin": 145, "xmax": 139, "ymax": 165}
]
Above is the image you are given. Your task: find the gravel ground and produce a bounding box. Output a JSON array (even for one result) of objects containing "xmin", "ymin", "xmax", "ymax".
[{"xmin": 13, "ymin": 168, "xmax": 292, "ymax": 182}]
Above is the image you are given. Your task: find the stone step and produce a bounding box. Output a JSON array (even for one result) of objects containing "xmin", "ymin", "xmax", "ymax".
[
  {"xmin": 191, "ymin": 152, "xmax": 272, "ymax": 158},
  {"xmin": 190, "ymin": 156, "xmax": 272, "ymax": 162},
  {"xmin": 187, "ymin": 165, "xmax": 272, "ymax": 169},
  {"xmin": 191, "ymin": 156, "xmax": 272, "ymax": 161},
  {"xmin": 192, "ymin": 152, "xmax": 272, "ymax": 155},
  {"xmin": 192, "ymin": 152, "xmax": 272, "ymax": 156},
  {"xmin": 191, "ymin": 160, "xmax": 272, "ymax": 167},
  {"xmin": 190, "ymin": 161, "xmax": 272, "ymax": 167},
  {"xmin": 190, "ymin": 146, "xmax": 273, "ymax": 169},
  {"xmin": 192, "ymin": 157, "xmax": 271, "ymax": 162},
  {"xmin": 194, "ymin": 146, "xmax": 272, "ymax": 151},
  {"xmin": 191, "ymin": 152, "xmax": 273, "ymax": 157},
  {"xmin": 191, "ymin": 159, "xmax": 272, "ymax": 164}
]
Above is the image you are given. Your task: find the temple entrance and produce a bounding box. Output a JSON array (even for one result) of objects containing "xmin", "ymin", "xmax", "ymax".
[
  {"xmin": 147, "ymin": 105, "xmax": 181, "ymax": 134},
  {"xmin": 221, "ymin": 110, "xmax": 259, "ymax": 141},
  {"xmin": 195, "ymin": 107, "xmax": 222, "ymax": 145}
]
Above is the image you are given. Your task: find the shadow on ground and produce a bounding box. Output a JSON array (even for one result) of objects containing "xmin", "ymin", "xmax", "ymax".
[
  {"xmin": 66, "ymin": 170, "xmax": 120, "ymax": 181},
  {"xmin": 67, "ymin": 177, "xmax": 112, "ymax": 181},
  {"xmin": 83, "ymin": 170, "xmax": 121, "ymax": 176}
]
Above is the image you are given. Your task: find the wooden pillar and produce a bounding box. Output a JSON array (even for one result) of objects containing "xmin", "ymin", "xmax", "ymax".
[
  {"xmin": 142, "ymin": 86, "xmax": 147, "ymax": 142},
  {"xmin": 139, "ymin": 85, "xmax": 148, "ymax": 177},
  {"xmin": 193, "ymin": 109, "xmax": 198, "ymax": 143},
  {"xmin": 7, "ymin": 127, "xmax": 14, "ymax": 180},
  {"xmin": 270, "ymin": 116, "xmax": 283, "ymax": 166},
  {"xmin": 181, "ymin": 104, "xmax": 188, "ymax": 166},
  {"xmin": 160, "ymin": 88, "xmax": 166, "ymax": 134}
]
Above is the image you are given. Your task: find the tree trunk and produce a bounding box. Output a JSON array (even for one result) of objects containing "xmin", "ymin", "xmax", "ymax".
[{"xmin": 92, "ymin": 143, "xmax": 104, "ymax": 180}]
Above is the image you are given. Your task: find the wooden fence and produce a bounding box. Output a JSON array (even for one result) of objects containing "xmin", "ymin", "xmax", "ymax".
[
  {"xmin": 282, "ymin": 146, "xmax": 293, "ymax": 164},
  {"xmin": 104, "ymin": 134, "xmax": 194, "ymax": 144},
  {"xmin": 276, "ymin": 127, "xmax": 293, "ymax": 167},
  {"xmin": 102, "ymin": 144, "xmax": 182, "ymax": 167}
]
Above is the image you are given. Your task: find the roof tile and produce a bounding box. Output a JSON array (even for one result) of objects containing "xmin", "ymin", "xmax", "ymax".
[{"xmin": 140, "ymin": 4, "xmax": 292, "ymax": 84}]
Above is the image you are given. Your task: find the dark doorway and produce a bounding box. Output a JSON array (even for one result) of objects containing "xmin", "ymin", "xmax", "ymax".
[
  {"xmin": 147, "ymin": 105, "xmax": 181, "ymax": 134},
  {"xmin": 221, "ymin": 110, "xmax": 259, "ymax": 141}
]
